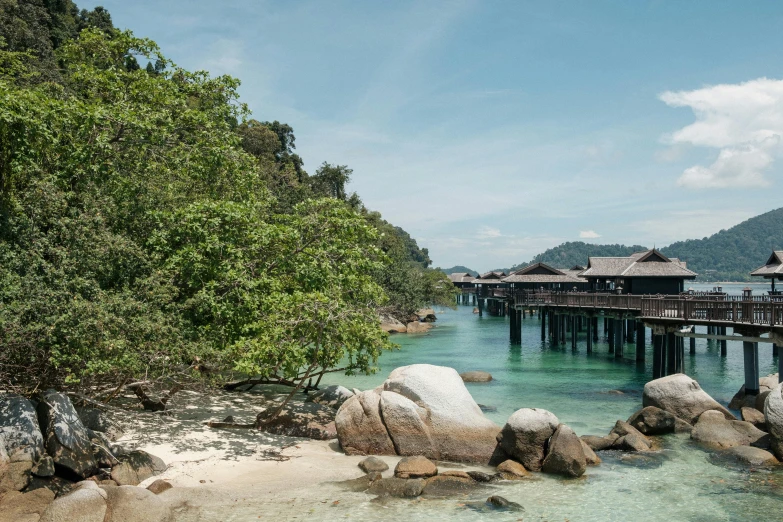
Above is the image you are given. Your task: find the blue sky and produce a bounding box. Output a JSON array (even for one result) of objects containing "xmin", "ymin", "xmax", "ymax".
[{"xmin": 86, "ymin": 1, "xmax": 783, "ymax": 271}]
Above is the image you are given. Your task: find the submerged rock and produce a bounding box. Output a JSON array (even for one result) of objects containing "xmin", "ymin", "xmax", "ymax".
[
  {"xmin": 643, "ymin": 374, "xmax": 734, "ymax": 424},
  {"xmin": 496, "ymin": 459, "xmax": 530, "ymax": 479},
  {"xmin": 627, "ymin": 406, "xmax": 678, "ymax": 435},
  {"xmin": 460, "ymin": 371, "xmax": 493, "ymax": 383},
  {"xmin": 467, "ymin": 470, "xmax": 497, "ymax": 483},
  {"xmin": 712, "ymin": 446, "xmax": 779, "ymax": 468},
  {"xmin": 422, "ymin": 474, "xmax": 477, "ymax": 497},
  {"xmin": 367, "ymin": 477, "xmax": 424, "ymax": 498},
  {"xmin": 498, "ymin": 408, "xmax": 559, "ymax": 471},
  {"xmin": 691, "ymin": 410, "xmax": 769, "ymax": 449},
  {"xmin": 609, "ymin": 420, "xmax": 652, "ymax": 452}
]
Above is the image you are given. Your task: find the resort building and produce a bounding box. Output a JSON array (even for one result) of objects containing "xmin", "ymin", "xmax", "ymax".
[
  {"xmin": 579, "ymin": 249, "xmax": 697, "ymax": 294},
  {"xmin": 502, "ymin": 263, "xmax": 588, "ymax": 292},
  {"xmin": 750, "ymin": 251, "xmax": 783, "ymax": 295}
]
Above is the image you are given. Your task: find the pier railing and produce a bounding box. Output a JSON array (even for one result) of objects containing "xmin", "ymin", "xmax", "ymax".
[
  {"xmin": 512, "ymin": 291, "xmax": 643, "ymax": 310},
  {"xmin": 640, "ymin": 296, "xmax": 783, "ymax": 326}
]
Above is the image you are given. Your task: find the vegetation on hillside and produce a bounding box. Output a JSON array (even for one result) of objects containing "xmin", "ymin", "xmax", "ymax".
[
  {"xmin": 440, "ymin": 266, "xmax": 479, "ymax": 277},
  {"xmin": 0, "ymin": 1, "xmax": 456, "ymax": 404},
  {"xmin": 508, "ymin": 242, "xmax": 648, "ymax": 272}
]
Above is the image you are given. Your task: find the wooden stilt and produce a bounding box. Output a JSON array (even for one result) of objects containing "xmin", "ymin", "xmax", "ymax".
[
  {"xmin": 636, "ymin": 322, "xmax": 645, "ymax": 361},
  {"xmin": 653, "ymin": 334, "xmax": 665, "ymax": 379},
  {"xmin": 743, "ymin": 341, "xmax": 760, "ymax": 395}
]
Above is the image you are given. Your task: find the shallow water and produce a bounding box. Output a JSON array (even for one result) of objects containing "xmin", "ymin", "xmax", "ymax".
[{"xmin": 309, "ymin": 282, "xmax": 783, "ymax": 521}]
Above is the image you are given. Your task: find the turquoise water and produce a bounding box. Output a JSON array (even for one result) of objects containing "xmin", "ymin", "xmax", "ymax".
[{"xmin": 314, "ymin": 282, "xmax": 783, "ymax": 521}]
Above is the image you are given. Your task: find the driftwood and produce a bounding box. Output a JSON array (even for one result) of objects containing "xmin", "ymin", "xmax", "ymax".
[{"xmin": 126, "ymin": 382, "xmax": 183, "ymax": 412}]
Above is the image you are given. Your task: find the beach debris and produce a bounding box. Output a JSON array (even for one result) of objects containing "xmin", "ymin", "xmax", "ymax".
[{"xmin": 125, "ymin": 382, "xmax": 181, "ymax": 413}]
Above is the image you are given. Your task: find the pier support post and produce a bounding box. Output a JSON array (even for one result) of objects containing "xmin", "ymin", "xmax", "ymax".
[
  {"xmin": 592, "ymin": 317, "xmax": 599, "ymax": 342},
  {"xmin": 690, "ymin": 335, "xmax": 696, "ymax": 355},
  {"xmin": 653, "ymin": 335, "xmax": 665, "ymax": 379},
  {"xmin": 635, "ymin": 322, "xmax": 645, "ymax": 361},
  {"xmin": 560, "ymin": 314, "xmax": 566, "ymax": 345},
  {"xmin": 608, "ymin": 318, "xmax": 615, "ymax": 354},
  {"xmin": 571, "ymin": 317, "xmax": 577, "ymax": 350},
  {"xmin": 478, "ymin": 299, "xmax": 483, "ymax": 317},
  {"xmin": 774, "ymin": 344, "xmax": 779, "ymax": 357},
  {"xmin": 666, "ymin": 332, "xmax": 677, "ymax": 375},
  {"xmin": 510, "ymin": 306, "xmax": 517, "ymax": 343},
  {"xmin": 720, "ymin": 327, "xmax": 727, "ymax": 357},
  {"xmin": 551, "ymin": 314, "xmax": 558, "ymax": 344},
  {"xmin": 517, "ymin": 309, "xmax": 523, "ymax": 343},
  {"xmin": 743, "ymin": 341, "xmax": 760, "ymax": 395},
  {"xmin": 615, "ymin": 319, "xmax": 624, "ymax": 359},
  {"xmin": 541, "ymin": 308, "xmax": 547, "ymax": 341},
  {"xmin": 586, "ymin": 318, "xmax": 593, "ymax": 354},
  {"xmin": 626, "ymin": 320, "xmax": 635, "ymax": 343},
  {"xmin": 675, "ymin": 336, "xmax": 684, "ymax": 374}
]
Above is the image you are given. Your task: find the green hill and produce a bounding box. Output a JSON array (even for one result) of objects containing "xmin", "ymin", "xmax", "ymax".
[
  {"xmin": 660, "ymin": 207, "xmax": 783, "ymax": 282},
  {"xmin": 440, "ymin": 266, "xmax": 479, "ymax": 277},
  {"xmin": 508, "ymin": 242, "xmax": 648, "ymax": 273}
]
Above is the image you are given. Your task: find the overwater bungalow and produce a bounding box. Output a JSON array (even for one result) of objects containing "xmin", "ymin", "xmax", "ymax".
[
  {"xmin": 502, "ymin": 263, "xmax": 588, "ymax": 292},
  {"xmin": 579, "ymin": 248, "xmax": 697, "ymax": 294},
  {"xmin": 473, "ymin": 271, "xmax": 509, "ymax": 298},
  {"xmin": 750, "ymin": 251, "xmax": 783, "ymax": 295},
  {"xmin": 448, "ymin": 272, "xmax": 476, "ymax": 290}
]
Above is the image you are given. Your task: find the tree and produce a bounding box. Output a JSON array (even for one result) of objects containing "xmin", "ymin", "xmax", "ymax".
[{"xmin": 310, "ymin": 162, "xmax": 352, "ymax": 200}]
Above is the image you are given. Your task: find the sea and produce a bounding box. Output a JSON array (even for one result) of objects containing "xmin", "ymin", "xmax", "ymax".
[{"xmin": 312, "ymin": 282, "xmax": 783, "ymax": 521}]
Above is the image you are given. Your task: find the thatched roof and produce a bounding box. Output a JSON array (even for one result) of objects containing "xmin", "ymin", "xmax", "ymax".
[
  {"xmin": 503, "ymin": 263, "xmax": 585, "ymax": 284},
  {"xmin": 751, "ymin": 251, "xmax": 783, "ymax": 278},
  {"xmin": 580, "ymin": 249, "xmax": 697, "ymax": 279},
  {"xmin": 448, "ymin": 272, "xmax": 476, "ymax": 283}
]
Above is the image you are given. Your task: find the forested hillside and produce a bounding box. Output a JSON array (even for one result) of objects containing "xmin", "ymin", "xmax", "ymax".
[
  {"xmin": 0, "ymin": 0, "xmax": 455, "ymax": 397},
  {"xmin": 507, "ymin": 242, "xmax": 648, "ymax": 273},
  {"xmin": 660, "ymin": 208, "xmax": 783, "ymax": 281},
  {"xmin": 440, "ymin": 266, "xmax": 479, "ymax": 276}
]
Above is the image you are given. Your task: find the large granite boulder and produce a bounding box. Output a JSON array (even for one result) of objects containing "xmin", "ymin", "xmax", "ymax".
[
  {"xmin": 100, "ymin": 484, "xmax": 172, "ymax": 522},
  {"xmin": 76, "ymin": 408, "xmax": 124, "ymax": 442},
  {"xmin": 256, "ymin": 401, "xmax": 336, "ymax": 440},
  {"xmin": 39, "ymin": 482, "xmax": 107, "ymax": 522},
  {"xmin": 35, "ymin": 391, "xmax": 97, "ymax": 479},
  {"xmin": 335, "ymin": 390, "xmax": 396, "ymax": 456},
  {"xmin": 0, "ymin": 394, "xmax": 45, "ymax": 461},
  {"xmin": 110, "ymin": 451, "xmax": 166, "ymax": 486},
  {"xmin": 380, "ymin": 314, "xmax": 407, "ymax": 334},
  {"xmin": 729, "ymin": 374, "xmax": 778, "ymax": 410},
  {"xmin": 541, "ymin": 424, "xmax": 586, "ymax": 477},
  {"xmin": 691, "ymin": 410, "xmax": 769, "ymax": 449},
  {"xmin": 643, "ymin": 374, "xmax": 734, "ymax": 424},
  {"xmin": 394, "ymin": 456, "xmax": 437, "ymax": 479},
  {"xmin": 308, "ymin": 385, "xmax": 354, "ymax": 410},
  {"xmin": 383, "ymin": 365, "xmax": 500, "ymax": 463},
  {"xmin": 0, "ymin": 487, "xmax": 55, "ymax": 522},
  {"xmin": 498, "ymin": 408, "xmax": 559, "ymax": 471},
  {"xmin": 741, "ymin": 407, "xmax": 767, "ymax": 430},
  {"xmin": 0, "ymin": 449, "xmax": 34, "ymax": 494},
  {"xmin": 627, "ymin": 406, "xmax": 677, "ymax": 435},
  {"xmin": 764, "ymin": 382, "xmax": 783, "ymax": 459},
  {"xmin": 379, "ymin": 391, "xmax": 436, "ymax": 457}
]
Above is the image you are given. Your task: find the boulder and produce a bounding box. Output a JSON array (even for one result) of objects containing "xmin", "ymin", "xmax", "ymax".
[
  {"xmin": 256, "ymin": 401, "xmax": 336, "ymax": 440},
  {"xmin": 486, "ymin": 495, "xmax": 523, "ymax": 511},
  {"xmin": 467, "ymin": 471, "xmax": 496, "ymax": 483},
  {"xmin": 39, "ymin": 483, "xmax": 107, "ymax": 522},
  {"xmin": 110, "ymin": 451, "xmax": 166, "ymax": 486},
  {"xmin": 691, "ymin": 410, "xmax": 769, "ymax": 449},
  {"xmin": 498, "ymin": 408, "xmax": 559, "ymax": 471},
  {"xmin": 380, "ymin": 314, "xmax": 407, "ymax": 334},
  {"xmin": 0, "ymin": 450, "xmax": 33, "ymax": 494},
  {"xmin": 31, "ymin": 455, "xmax": 55, "ymax": 478},
  {"xmin": 541, "ymin": 424, "xmax": 586, "ymax": 477},
  {"xmin": 379, "ymin": 391, "xmax": 436, "ymax": 457},
  {"xmin": 496, "ymin": 459, "xmax": 530, "ymax": 479},
  {"xmin": 674, "ymin": 417, "xmax": 694, "ymax": 434},
  {"xmin": 405, "ymin": 321, "xmax": 432, "ymax": 334},
  {"xmin": 35, "ymin": 391, "xmax": 97, "ymax": 479},
  {"xmin": 308, "ymin": 385, "xmax": 355, "ymax": 410},
  {"xmin": 415, "ymin": 308, "xmax": 437, "ymax": 322},
  {"xmin": 608, "ymin": 421, "xmax": 652, "ymax": 452},
  {"xmin": 717, "ymin": 446, "xmax": 779, "ymax": 467},
  {"xmin": 459, "ymin": 371, "xmax": 493, "ymax": 383},
  {"xmin": 0, "ymin": 487, "xmax": 55, "ymax": 522},
  {"xmin": 580, "ymin": 439, "xmax": 601, "ymax": 466},
  {"xmin": 581, "ymin": 434, "xmax": 617, "ymax": 451},
  {"xmin": 440, "ymin": 470, "xmax": 471, "ymax": 479},
  {"xmin": 367, "ymin": 477, "xmax": 424, "ymax": 498},
  {"xmin": 100, "ymin": 485, "xmax": 171, "ymax": 522},
  {"xmin": 730, "ymin": 374, "xmax": 778, "ymax": 410},
  {"xmin": 25, "ymin": 475, "xmax": 77, "ymax": 498},
  {"xmin": 741, "ymin": 407, "xmax": 767, "ymax": 430},
  {"xmin": 358, "ymin": 456, "xmax": 389, "ymax": 474},
  {"xmin": 626, "ymin": 406, "xmax": 677, "ymax": 435},
  {"xmin": 86, "ymin": 429, "xmax": 117, "ymax": 469},
  {"xmin": 383, "ymin": 365, "xmax": 501, "ymax": 463},
  {"xmin": 335, "ymin": 391, "xmax": 396, "ymax": 456},
  {"xmin": 643, "ymin": 374, "xmax": 734, "ymax": 424},
  {"xmin": 75, "ymin": 408, "xmax": 123, "ymax": 442},
  {"xmin": 764, "ymin": 382, "xmax": 783, "ymax": 446},
  {"xmin": 394, "ymin": 456, "xmax": 437, "ymax": 479},
  {"xmin": 0, "ymin": 394, "xmax": 44, "ymax": 461},
  {"xmin": 421, "ymin": 475, "xmax": 477, "ymax": 497},
  {"xmin": 146, "ymin": 479, "xmax": 173, "ymax": 495}
]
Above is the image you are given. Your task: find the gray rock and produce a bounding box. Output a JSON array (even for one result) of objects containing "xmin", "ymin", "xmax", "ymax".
[
  {"xmin": 541, "ymin": 424, "xmax": 587, "ymax": 477},
  {"xmin": 643, "ymin": 374, "xmax": 734, "ymax": 424},
  {"xmin": 421, "ymin": 475, "xmax": 477, "ymax": 497},
  {"xmin": 31, "ymin": 455, "xmax": 55, "ymax": 477},
  {"xmin": 716, "ymin": 445, "xmax": 779, "ymax": 467},
  {"xmin": 467, "ymin": 471, "xmax": 496, "ymax": 483},
  {"xmin": 380, "ymin": 314, "xmax": 408, "ymax": 334},
  {"xmin": 35, "ymin": 391, "xmax": 97, "ymax": 479},
  {"xmin": 382, "ymin": 365, "xmax": 501, "ymax": 463},
  {"xmin": 610, "ymin": 420, "xmax": 652, "ymax": 452},
  {"xmin": 100, "ymin": 485, "xmax": 172, "ymax": 522},
  {"xmin": 0, "ymin": 394, "xmax": 45, "ymax": 461},
  {"xmin": 764, "ymin": 382, "xmax": 783, "ymax": 459},
  {"xmin": 0, "ymin": 488, "xmax": 55, "ymax": 522},
  {"xmin": 394, "ymin": 455, "xmax": 437, "ymax": 479},
  {"xmin": 499, "ymin": 408, "xmax": 559, "ymax": 471},
  {"xmin": 626, "ymin": 406, "xmax": 677, "ymax": 435},
  {"xmin": 308, "ymin": 385, "xmax": 355, "ymax": 410},
  {"xmin": 358, "ymin": 456, "xmax": 389, "ymax": 474},
  {"xmin": 39, "ymin": 483, "xmax": 107, "ymax": 522},
  {"xmin": 741, "ymin": 407, "xmax": 767, "ymax": 430},
  {"xmin": 487, "ymin": 495, "xmax": 510, "ymax": 507},
  {"xmin": 367, "ymin": 477, "xmax": 424, "ymax": 498},
  {"xmin": 580, "ymin": 439, "xmax": 601, "ymax": 466},
  {"xmin": 691, "ymin": 410, "xmax": 770, "ymax": 449},
  {"xmin": 730, "ymin": 374, "xmax": 778, "ymax": 410},
  {"xmin": 0, "ymin": 450, "xmax": 33, "ymax": 494},
  {"xmin": 379, "ymin": 391, "xmax": 436, "ymax": 457},
  {"xmin": 76, "ymin": 408, "xmax": 123, "ymax": 442},
  {"xmin": 110, "ymin": 451, "xmax": 166, "ymax": 486},
  {"xmin": 25, "ymin": 475, "xmax": 77, "ymax": 498},
  {"xmin": 581, "ymin": 434, "xmax": 617, "ymax": 451},
  {"xmin": 459, "ymin": 371, "xmax": 493, "ymax": 383},
  {"xmin": 496, "ymin": 459, "xmax": 530, "ymax": 479},
  {"xmin": 255, "ymin": 401, "xmax": 336, "ymax": 440},
  {"xmin": 415, "ymin": 308, "xmax": 437, "ymax": 322},
  {"xmin": 335, "ymin": 390, "xmax": 396, "ymax": 456},
  {"xmin": 406, "ymin": 321, "xmax": 433, "ymax": 334},
  {"xmin": 86, "ymin": 429, "xmax": 117, "ymax": 468}
]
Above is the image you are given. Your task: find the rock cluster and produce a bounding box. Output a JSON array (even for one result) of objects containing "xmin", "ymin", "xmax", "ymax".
[{"xmin": 0, "ymin": 391, "xmax": 170, "ymax": 521}]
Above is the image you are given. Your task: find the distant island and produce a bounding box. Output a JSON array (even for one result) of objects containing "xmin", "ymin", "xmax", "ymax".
[{"xmin": 440, "ymin": 207, "xmax": 783, "ymax": 282}]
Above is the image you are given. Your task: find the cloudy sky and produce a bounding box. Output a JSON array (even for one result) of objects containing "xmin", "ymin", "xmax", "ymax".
[{"xmin": 86, "ymin": 1, "xmax": 783, "ymax": 271}]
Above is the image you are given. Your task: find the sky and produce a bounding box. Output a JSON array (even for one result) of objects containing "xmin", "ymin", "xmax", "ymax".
[{"xmin": 84, "ymin": 0, "xmax": 783, "ymax": 272}]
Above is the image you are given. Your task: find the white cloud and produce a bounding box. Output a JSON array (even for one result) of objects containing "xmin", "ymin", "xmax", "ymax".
[
  {"xmin": 477, "ymin": 226, "xmax": 503, "ymax": 239},
  {"xmin": 579, "ymin": 230, "xmax": 601, "ymax": 239},
  {"xmin": 660, "ymin": 78, "xmax": 783, "ymax": 188}
]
